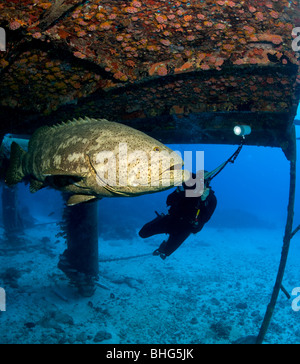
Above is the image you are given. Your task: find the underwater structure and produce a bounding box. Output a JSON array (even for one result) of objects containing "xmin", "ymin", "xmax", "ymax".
[
  {"xmin": 1, "ymin": 184, "xmax": 24, "ymax": 239},
  {"xmin": 58, "ymin": 198, "xmax": 99, "ymax": 297},
  {"xmin": 0, "ymin": 135, "xmax": 29, "ymax": 240},
  {"xmin": 0, "ymin": 0, "xmax": 299, "ymax": 157},
  {"xmin": 0, "ymin": 0, "xmax": 300, "ymax": 344}
]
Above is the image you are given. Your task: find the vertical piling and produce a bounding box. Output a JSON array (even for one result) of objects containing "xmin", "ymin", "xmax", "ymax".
[
  {"xmin": 256, "ymin": 128, "xmax": 297, "ymax": 344},
  {"xmin": 58, "ymin": 198, "xmax": 99, "ymax": 297},
  {"xmin": 1, "ymin": 183, "xmax": 24, "ymax": 240}
]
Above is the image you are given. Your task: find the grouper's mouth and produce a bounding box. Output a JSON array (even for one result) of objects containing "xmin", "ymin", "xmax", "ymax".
[
  {"xmin": 169, "ymin": 163, "xmax": 183, "ymax": 171},
  {"xmin": 154, "ymin": 163, "xmax": 189, "ymax": 186},
  {"xmin": 160, "ymin": 163, "xmax": 183, "ymax": 176},
  {"xmin": 130, "ymin": 164, "xmax": 185, "ymax": 188}
]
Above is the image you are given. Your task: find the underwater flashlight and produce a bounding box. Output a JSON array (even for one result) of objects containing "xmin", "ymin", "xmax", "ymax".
[{"xmin": 233, "ymin": 125, "xmax": 252, "ymax": 137}]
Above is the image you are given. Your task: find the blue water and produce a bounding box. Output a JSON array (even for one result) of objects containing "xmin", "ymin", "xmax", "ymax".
[{"xmin": 0, "ymin": 120, "xmax": 300, "ymax": 344}]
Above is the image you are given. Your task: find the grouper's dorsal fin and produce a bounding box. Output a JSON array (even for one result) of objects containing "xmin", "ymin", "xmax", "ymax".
[{"xmin": 50, "ymin": 117, "xmax": 111, "ymax": 130}]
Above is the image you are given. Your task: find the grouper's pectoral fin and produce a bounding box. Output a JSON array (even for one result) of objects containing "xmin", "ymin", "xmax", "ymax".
[
  {"xmin": 30, "ymin": 179, "xmax": 45, "ymax": 193},
  {"xmin": 67, "ymin": 194, "xmax": 98, "ymax": 207},
  {"xmin": 43, "ymin": 170, "xmax": 86, "ymax": 189},
  {"xmin": 85, "ymin": 154, "xmax": 129, "ymax": 197}
]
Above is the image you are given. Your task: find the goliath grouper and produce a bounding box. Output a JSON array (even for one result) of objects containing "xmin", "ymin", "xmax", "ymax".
[{"xmin": 5, "ymin": 117, "xmax": 188, "ymax": 206}]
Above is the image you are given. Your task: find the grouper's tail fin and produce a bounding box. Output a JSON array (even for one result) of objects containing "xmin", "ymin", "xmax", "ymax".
[{"xmin": 5, "ymin": 142, "xmax": 26, "ymax": 186}]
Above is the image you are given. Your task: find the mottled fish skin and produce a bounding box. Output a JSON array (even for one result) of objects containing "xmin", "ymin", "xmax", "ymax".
[{"xmin": 14, "ymin": 117, "xmax": 188, "ymax": 205}]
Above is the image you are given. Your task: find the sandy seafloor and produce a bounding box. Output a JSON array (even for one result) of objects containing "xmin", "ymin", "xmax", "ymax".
[{"xmin": 0, "ymin": 220, "xmax": 300, "ymax": 345}]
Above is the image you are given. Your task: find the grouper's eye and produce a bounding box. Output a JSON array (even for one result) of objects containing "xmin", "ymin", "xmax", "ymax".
[{"xmin": 153, "ymin": 146, "xmax": 161, "ymax": 152}]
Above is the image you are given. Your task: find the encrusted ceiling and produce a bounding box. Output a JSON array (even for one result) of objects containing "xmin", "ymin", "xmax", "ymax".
[{"xmin": 0, "ymin": 0, "xmax": 300, "ymax": 158}]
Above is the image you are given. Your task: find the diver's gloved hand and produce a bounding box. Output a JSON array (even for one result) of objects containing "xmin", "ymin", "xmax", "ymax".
[{"xmin": 201, "ymin": 187, "xmax": 210, "ymax": 201}]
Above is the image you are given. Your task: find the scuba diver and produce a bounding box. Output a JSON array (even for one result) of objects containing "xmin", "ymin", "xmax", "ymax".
[
  {"xmin": 139, "ymin": 129, "xmax": 247, "ymax": 260},
  {"xmin": 139, "ymin": 171, "xmax": 217, "ymax": 259}
]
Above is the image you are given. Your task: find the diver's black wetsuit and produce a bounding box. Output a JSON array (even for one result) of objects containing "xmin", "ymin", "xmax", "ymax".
[{"xmin": 139, "ymin": 187, "xmax": 217, "ymax": 258}]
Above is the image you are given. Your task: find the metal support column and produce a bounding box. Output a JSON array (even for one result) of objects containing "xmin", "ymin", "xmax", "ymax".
[
  {"xmin": 58, "ymin": 199, "xmax": 99, "ymax": 297},
  {"xmin": 1, "ymin": 183, "xmax": 24, "ymax": 240},
  {"xmin": 256, "ymin": 127, "xmax": 297, "ymax": 344}
]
